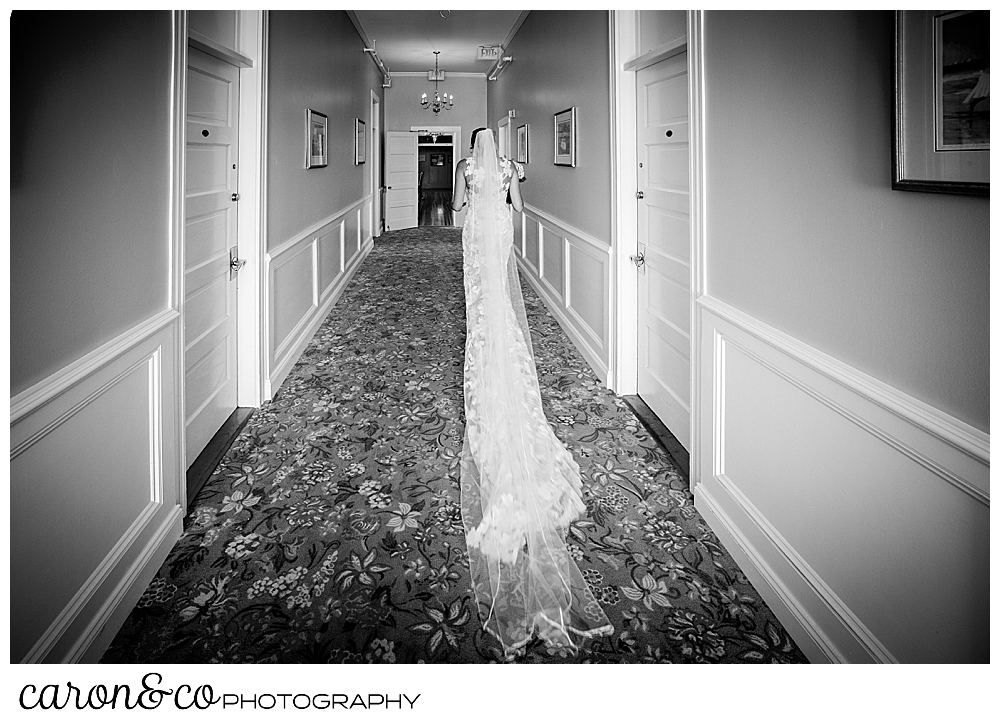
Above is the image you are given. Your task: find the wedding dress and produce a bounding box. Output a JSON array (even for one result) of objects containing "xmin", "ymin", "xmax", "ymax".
[{"xmin": 458, "ymin": 129, "xmax": 613, "ymax": 657}]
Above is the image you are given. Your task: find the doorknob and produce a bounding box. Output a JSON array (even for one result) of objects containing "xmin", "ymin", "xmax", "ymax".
[
  {"xmin": 229, "ymin": 246, "xmax": 246, "ymax": 278},
  {"xmin": 636, "ymin": 191, "xmax": 644, "ymax": 200},
  {"xmin": 630, "ymin": 251, "xmax": 646, "ymax": 268},
  {"xmin": 231, "ymin": 192, "xmax": 240, "ymax": 202}
]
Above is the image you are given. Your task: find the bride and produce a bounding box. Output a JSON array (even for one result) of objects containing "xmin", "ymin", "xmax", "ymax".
[{"xmin": 451, "ymin": 128, "xmax": 613, "ymax": 658}]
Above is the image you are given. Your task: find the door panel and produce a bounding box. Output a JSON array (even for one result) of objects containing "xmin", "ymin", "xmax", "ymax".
[
  {"xmin": 385, "ymin": 132, "xmax": 418, "ymax": 230},
  {"xmin": 184, "ymin": 47, "xmax": 240, "ymax": 467},
  {"xmin": 637, "ymin": 52, "xmax": 691, "ymax": 450},
  {"xmin": 184, "ymin": 209, "xmax": 229, "ymax": 267}
]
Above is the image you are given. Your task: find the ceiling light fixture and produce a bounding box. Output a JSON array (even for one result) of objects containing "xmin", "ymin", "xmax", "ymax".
[{"xmin": 421, "ymin": 51, "xmax": 454, "ymax": 114}]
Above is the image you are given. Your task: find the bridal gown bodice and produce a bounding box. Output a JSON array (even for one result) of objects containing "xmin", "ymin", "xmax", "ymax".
[{"xmin": 458, "ymin": 149, "xmax": 612, "ymax": 656}]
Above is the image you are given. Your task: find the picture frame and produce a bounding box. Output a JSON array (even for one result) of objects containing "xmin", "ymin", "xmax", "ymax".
[
  {"xmin": 553, "ymin": 108, "xmax": 576, "ymax": 167},
  {"xmin": 893, "ymin": 10, "xmax": 989, "ymax": 195},
  {"xmin": 516, "ymin": 123, "xmax": 529, "ymax": 164},
  {"xmin": 355, "ymin": 118, "xmax": 366, "ymax": 165},
  {"xmin": 305, "ymin": 109, "xmax": 328, "ymax": 169}
]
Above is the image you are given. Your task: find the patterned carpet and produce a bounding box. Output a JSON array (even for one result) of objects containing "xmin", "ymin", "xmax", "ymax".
[{"xmin": 102, "ymin": 226, "xmax": 807, "ymax": 664}]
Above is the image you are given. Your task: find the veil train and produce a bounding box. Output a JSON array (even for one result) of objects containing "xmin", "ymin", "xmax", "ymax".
[{"xmin": 458, "ymin": 129, "xmax": 613, "ymax": 657}]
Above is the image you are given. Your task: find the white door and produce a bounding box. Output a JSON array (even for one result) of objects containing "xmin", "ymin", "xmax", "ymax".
[
  {"xmin": 636, "ymin": 52, "xmax": 691, "ymax": 450},
  {"xmin": 385, "ymin": 132, "xmax": 418, "ymax": 230},
  {"xmin": 184, "ymin": 47, "xmax": 240, "ymax": 467}
]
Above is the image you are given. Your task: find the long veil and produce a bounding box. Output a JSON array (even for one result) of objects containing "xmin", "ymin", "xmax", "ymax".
[{"xmin": 459, "ymin": 129, "xmax": 613, "ymax": 658}]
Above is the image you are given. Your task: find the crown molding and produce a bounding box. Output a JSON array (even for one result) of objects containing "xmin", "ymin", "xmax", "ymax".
[
  {"xmin": 503, "ymin": 10, "xmax": 530, "ymax": 48},
  {"xmin": 392, "ymin": 71, "xmax": 487, "ymax": 78},
  {"xmin": 345, "ymin": 11, "xmax": 372, "ymax": 48}
]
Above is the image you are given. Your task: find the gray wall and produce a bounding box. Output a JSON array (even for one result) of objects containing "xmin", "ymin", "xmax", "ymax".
[
  {"xmin": 10, "ymin": 11, "xmax": 174, "ymax": 396},
  {"xmin": 488, "ymin": 10, "xmax": 612, "ymax": 242},
  {"xmin": 267, "ymin": 11, "xmax": 384, "ymax": 250},
  {"xmin": 704, "ymin": 10, "xmax": 989, "ymax": 431},
  {"xmin": 385, "ymin": 73, "xmax": 487, "ymax": 146}
]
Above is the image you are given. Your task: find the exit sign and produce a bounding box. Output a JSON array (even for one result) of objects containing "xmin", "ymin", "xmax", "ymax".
[{"xmin": 477, "ymin": 45, "xmax": 502, "ymax": 61}]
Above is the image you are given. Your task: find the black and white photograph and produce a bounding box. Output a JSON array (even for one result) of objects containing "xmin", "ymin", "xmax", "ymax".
[
  {"xmin": 8, "ymin": 7, "xmax": 989, "ymax": 720},
  {"xmin": 306, "ymin": 108, "xmax": 328, "ymax": 168},
  {"xmin": 553, "ymin": 106, "xmax": 576, "ymax": 166},
  {"xmin": 894, "ymin": 9, "xmax": 989, "ymax": 193},
  {"xmin": 355, "ymin": 117, "xmax": 366, "ymax": 164},
  {"xmin": 936, "ymin": 10, "xmax": 989, "ymax": 150}
]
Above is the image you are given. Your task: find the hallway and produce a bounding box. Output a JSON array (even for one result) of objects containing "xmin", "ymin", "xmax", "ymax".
[
  {"xmin": 101, "ymin": 226, "xmax": 805, "ymax": 664},
  {"xmin": 12, "ymin": 8, "xmax": 988, "ymax": 674}
]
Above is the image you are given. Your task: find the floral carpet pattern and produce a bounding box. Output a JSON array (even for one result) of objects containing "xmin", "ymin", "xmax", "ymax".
[{"xmin": 102, "ymin": 226, "xmax": 807, "ymax": 664}]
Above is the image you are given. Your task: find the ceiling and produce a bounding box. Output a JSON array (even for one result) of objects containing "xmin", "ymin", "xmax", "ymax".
[{"xmin": 351, "ymin": 10, "xmax": 525, "ymax": 74}]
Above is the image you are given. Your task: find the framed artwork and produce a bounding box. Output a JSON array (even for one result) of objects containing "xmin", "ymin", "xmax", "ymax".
[
  {"xmin": 516, "ymin": 124, "xmax": 529, "ymax": 164},
  {"xmin": 355, "ymin": 118, "xmax": 366, "ymax": 165},
  {"xmin": 306, "ymin": 109, "xmax": 328, "ymax": 169},
  {"xmin": 553, "ymin": 108, "xmax": 576, "ymax": 167},
  {"xmin": 430, "ymin": 153, "xmax": 446, "ymax": 166},
  {"xmin": 893, "ymin": 10, "xmax": 989, "ymax": 195}
]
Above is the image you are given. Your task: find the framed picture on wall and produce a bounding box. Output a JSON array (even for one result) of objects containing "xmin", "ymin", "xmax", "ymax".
[
  {"xmin": 893, "ymin": 10, "xmax": 988, "ymax": 194},
  {"xmin": 306, "ymin": 109, "xmax": 328, "ymax": 169},
  {"xmin": 355, "ymin": 118, "xmax": 366, "ymax": 165},
  {"xmin": 553, "ymin": 107, "xmax": 576, "ymax": 167},
  {"xmin": 516, "ymin": 124, "xmax": 529, "ymax": 164}
]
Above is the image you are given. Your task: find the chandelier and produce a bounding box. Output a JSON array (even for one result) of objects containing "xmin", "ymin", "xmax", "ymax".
[{"xmin": 421, "ymin": 51, "xmax": 454, "ymax": 114}]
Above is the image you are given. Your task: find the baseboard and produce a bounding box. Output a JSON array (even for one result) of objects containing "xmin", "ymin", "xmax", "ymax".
[
  {"xmin": 75, "ymin": 505, "xmax": 185, "ymax": 663},
  {"xmin": 695, "ymin": 480, "xmax": 877, "ymax": 664},
  {"xmin": 517, "ymin": 258, "xmax": 609, "ymax": 384}
]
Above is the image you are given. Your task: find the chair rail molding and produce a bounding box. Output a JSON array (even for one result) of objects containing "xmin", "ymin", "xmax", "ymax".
[
  {"xmin": 10, "ymin": 309, "xmax": 179, "ymax": 424},
  {"xmin": 698, "ymin": 294, "xmax": 989, "ymax": 477}
]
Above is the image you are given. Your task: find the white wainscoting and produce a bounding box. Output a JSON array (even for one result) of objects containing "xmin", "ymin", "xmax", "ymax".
[
  {"xmin": 10, "ymin": 315, "xmax": 185, "ymax": 663},
  {"xmin": 693, "ymin": 295, "xmax": 989, "ymax": 663},
  {"xmin": 515, "ymin": 205, "xmax": 611, "ymax": 383},
  {"xmin": 267, "ymin": 196, "xmax": 374, "ymax": 395}
]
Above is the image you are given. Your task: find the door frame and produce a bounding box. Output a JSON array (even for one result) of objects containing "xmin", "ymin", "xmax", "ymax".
[
  {"xmin": 609, "ymin": 10, "xmax": 706, "ymax": 481},
  {"xmin": 409, "ymin": 124, "xmax": 463, "ymax": 225},
  {"xmin": 409, "ymin": 125, "xmax": 463, "ymax": 187},
  {"xmin": 234, "ymin": 11, "xmax": 268, "ymax": 409},
  {"xmin": 371, "ymin": 91, "xmax": 381, "ymax": 236}
]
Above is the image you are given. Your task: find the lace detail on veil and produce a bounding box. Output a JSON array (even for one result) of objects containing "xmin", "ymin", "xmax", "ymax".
[{"xmin": 459, "ymin": 129, "xmax": 613, "ymax": 658}]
